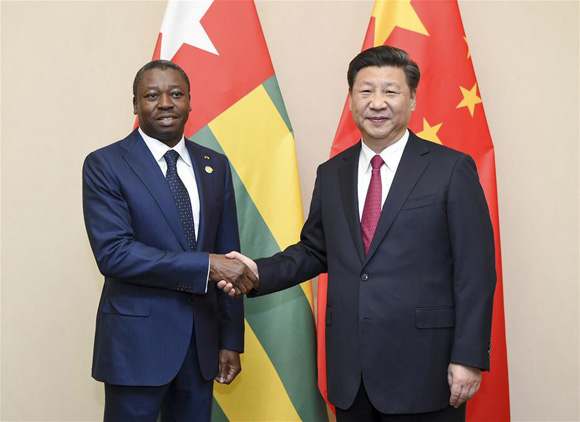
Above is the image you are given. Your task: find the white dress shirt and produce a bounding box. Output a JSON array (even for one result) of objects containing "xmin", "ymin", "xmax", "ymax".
[
  {"xmin": 139, "ymin": 128, "xmax": 209, "ymax": 291},
  {"xmin": 139, "ymin": 128, "xmax": 201, "ymax": 236},
  {"xmin": 357, "ymin": 130, "xmax": 409, "ymax": 221}
]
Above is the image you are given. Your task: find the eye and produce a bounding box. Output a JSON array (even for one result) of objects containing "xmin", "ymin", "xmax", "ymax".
[
  {"xmin": 171, "ymin": 92, "xmax": 184, "ymax": 99},
  {"xmin": 145, "ymin": 93, "xmax": 158, "ymax": 100}
]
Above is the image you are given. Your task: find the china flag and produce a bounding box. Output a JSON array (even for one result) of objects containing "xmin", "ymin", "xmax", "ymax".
[{"xmin": 317, "ymin": 1, "xmax": 510, "ymax": 420}]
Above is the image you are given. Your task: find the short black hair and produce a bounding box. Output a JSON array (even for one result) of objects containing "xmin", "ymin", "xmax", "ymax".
[
  {"xmin": 132, "ymin": 60, "xmax": 191, "ymax": 97},
  {"xmin": 347, "ymin": 45, "xmax": 420, "ymax": 93}
]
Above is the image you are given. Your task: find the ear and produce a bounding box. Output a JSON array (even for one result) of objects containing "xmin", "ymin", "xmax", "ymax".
[
  {"xmin": 410, "ymin": 90, "xmax": 417, "ymax": 112},
  {"xmin": 133, "ymin": 97, "xmax": 138, "ymax": 115},
  {"xmin": 348, "ymin": 93, "xmax": 353, "ymax": 111},
  {"xmin": 188, "ymin": 94, "xmax": 192, "ymax": 112}
]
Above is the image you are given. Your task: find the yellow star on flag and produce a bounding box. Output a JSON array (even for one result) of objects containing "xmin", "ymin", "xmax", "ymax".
[
  {"xmin": 372, "ymin": 0, "xmax": 429, "ymax": 46},
  {"xmin": 417, "ymin": 118, "xmax": 442, "ymax": 144},
  {"xmin": 463, "ymin": 36, "xmax": 471, "ymax": 59},
  {"xmin": 456, "ymin": 82, "xmax": 482, "ymax": 117}
]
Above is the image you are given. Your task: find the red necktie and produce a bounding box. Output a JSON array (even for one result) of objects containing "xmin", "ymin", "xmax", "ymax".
[{"xmin": 361, "ymin": 155, "xmax": 384, "ymax": 255}]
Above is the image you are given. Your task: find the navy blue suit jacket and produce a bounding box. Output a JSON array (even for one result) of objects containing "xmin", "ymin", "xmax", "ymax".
[
  {"xmin": 255, "ymin": 132, "xmax": 496, "ymax": 414},
  {"xmin": 83, "ymin": 130, "xmax": 243, "ymax": 386}
]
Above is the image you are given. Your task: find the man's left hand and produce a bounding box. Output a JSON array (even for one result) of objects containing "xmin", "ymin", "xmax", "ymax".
[
  {"xmin": 448, "ymin": 363, "xmax": 481, "ymax": 408},
  {"xmin": 215, "ymin": 349, "xmax": 241, "ymax": 384}
]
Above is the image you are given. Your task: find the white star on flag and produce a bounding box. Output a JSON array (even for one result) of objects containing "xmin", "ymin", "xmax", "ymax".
[{"xmin": 160, "ymin": 0, "xmax": 218, "ymax": 60}]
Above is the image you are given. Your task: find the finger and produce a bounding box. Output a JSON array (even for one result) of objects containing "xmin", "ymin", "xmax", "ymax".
[
  {"xmin": 457, "ymin": 386, "xmax": 470, "ymax": 407},
  {"xmin": 224, "ymin": 365, "xmax": 241, "ymax": 384},
  {"xmin": 223, "ymin": 366, "xmax": 235, "ymax": 384},
  {"xmin": 225, "ymin": 251, "xmax": 239, "ymax": 259},
  {"xmin": 245, "ymin": 269, "xmax": 258, "ymax": 283},
  {"xmin": 466, "ymin": 383, "xmax": 479, "ymax": 400},
  {"xmin": 215, "ymin": 363, "xmax": 227, "ymax": 384},
  {"xmin": 219, "ymin": 282, "xmax": 233, "ymax": 294},
  {"xmin": 241, "ymin": 278, "xmax": 256, "ymax": 293},
  {"xmin": 235, "ymin": 283, "xmax": 247, "ymax": 295},
  {"xmin": 449, "ymin": 383, "xmax": 462, "ymax": 407},
  {"xmin": 219, "ymin": 363, "xmax": 232, "ymax": 384}
]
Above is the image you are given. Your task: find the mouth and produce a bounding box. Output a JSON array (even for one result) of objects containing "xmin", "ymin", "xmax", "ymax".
[
  {"xmin": 156, "ymin": 115, "xmax": 179, "ymax": 126},
  {"xmin": 366, "ymin": 116, "xmax": 389, "ymax": 124}
]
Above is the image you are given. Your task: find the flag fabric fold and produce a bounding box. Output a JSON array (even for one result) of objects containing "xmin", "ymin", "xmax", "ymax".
[
  {"xmin": 150, "ymin": 1, "xmax": 327, "ymax": 420},
  {"xmin": 318, "ymin": 1, "xmax": 510, "ymax": 420}
]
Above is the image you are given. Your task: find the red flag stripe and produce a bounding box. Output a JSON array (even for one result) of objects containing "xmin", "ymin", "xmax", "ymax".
[{"xmin": 151, "ymin": 0, "xmax": 274, "ymax": 139}]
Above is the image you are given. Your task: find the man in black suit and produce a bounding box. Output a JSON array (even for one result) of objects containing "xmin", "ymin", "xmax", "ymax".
[{"xmin": 221, "ymin": 46, "xmax": 496, "ymax": 422}]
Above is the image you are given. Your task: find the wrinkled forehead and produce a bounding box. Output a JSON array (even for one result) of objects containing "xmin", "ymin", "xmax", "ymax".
[
  {"xmin": 137, "ymin": 68, "xmax": 188, "ymax": 90},
  {"xmin": 354, "ymin": 65, "xmax": 409, "ymax": 87}
]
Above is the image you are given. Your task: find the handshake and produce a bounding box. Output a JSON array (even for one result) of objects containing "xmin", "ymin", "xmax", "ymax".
[{"xmin": 209, "ymin": 252, "xmax": 259, "ymax": 297}]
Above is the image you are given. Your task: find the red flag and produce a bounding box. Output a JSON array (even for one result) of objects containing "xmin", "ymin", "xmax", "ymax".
[{"xmin": 317, "ymin": 1, "xmax": 510, "ymax": 420}]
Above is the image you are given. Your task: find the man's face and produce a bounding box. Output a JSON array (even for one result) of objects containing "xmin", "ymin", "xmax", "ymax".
[
  {"xmin": 349, "ymin": 65, "xmax": 416, "ymax": 150},
  {"xmin": 133, "ymin": 68, "xmax": 191, "ymax": 147}
]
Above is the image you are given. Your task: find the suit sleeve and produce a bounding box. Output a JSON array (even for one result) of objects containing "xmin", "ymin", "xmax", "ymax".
[
  {"xmin": 212, "ymin": 158, "xmax": 244, "ymax": 352},
  {"xmin": 253, "ymin": 166, "xmax": 327, "ymax": 296},
  {"xmin": 82, "ymin": 151, "xmax": 209, "ymax": 294},
  {"xmin": 447, "ymin": 155, "xmax": 496, "ymax": 371}
]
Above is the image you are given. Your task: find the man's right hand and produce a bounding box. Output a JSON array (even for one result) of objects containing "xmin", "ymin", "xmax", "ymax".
[
  {"xmin": 209, "ymin": 254, "xmax": 258, "ymax": 296},
  {"xmin": 215, "ymin": 252, "xmax": 259, "ymax": 296}
]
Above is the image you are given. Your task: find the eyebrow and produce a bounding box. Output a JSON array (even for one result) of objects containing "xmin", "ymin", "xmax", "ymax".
[
  {"xmin": 358, "ymin": 80, "xmax": 400, "ymax": 87},
  {"xmin": 142, "ymin": 84, "xmax": 185, "ymax": 90}
]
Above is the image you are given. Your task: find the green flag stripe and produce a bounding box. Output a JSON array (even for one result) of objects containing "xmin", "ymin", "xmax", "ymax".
[
  {"xmin": 190, "ymin": 125, "xmax": 327, "ymax": 421},
  {"xmin": 244, "ymin": 289, "xmax": 326, "ymax": 421},
  {"xmin": 211, "ymin": 398, "xmax": 229, "ymax": 422},
  {"xmin": 262, "ymin": 75, "xmax": 294, "ymax": 134}
]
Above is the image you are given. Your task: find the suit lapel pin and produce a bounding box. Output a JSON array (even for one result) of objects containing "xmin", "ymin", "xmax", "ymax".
[
  {"xmin": 205, "ymin": 166, "xmax": 213, "ymax": 174},
  {"xmin": 204, "ymin": 155, "xmax": 210, "ymax": 160}
]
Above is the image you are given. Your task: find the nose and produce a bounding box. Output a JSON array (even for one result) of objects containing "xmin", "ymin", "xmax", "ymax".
[
  {"xmin": 158, "ymin": 93, "xmax": 173, "ymax": 109},
  {"xmin": 369, "ymin": 93, "xmax": 387, "ymax": 110}
]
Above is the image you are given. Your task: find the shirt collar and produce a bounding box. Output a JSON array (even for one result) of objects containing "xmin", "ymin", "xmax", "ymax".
[
  {"xmin": 138, "ymin": 127, "xmax": 192, "ymax": 167},
  {"xmin": 360, "ymin": 129, "xmax": 409, "ymax": 173}
]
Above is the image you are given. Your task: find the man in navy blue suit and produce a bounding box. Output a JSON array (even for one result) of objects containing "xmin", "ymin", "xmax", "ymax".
[
  {"xmin": 222, "ymin": 46, "xmax": 496, "ymax": 422},
  {"xmin": 83, "ymin": 60, "xmax": 257, "ymax": 422}
]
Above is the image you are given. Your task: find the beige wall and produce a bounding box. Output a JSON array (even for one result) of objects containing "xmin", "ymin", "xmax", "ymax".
[{"xmin": 1, "ymin": 1, "xmax": 578, "ymax": 421}]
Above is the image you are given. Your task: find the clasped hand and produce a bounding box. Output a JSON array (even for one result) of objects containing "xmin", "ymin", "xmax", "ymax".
[
  {"xmin": 209, "ymin": 252, "xmax": 259, "ymax": 296},
  {"xmin": 448, "ymin": 363, "xmax": 482, "ymax": 408}
]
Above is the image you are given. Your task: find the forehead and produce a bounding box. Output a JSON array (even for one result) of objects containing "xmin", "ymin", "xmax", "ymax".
[
  {"xmin": 137, "ymin": 68, "xmax": 188, "ymax": 89},
  {"xmin": 354, "ymin": 65, "xmax": 408, "ymax": 87}
]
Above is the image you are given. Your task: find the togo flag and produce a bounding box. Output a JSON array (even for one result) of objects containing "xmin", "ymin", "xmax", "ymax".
[{"xmin": 150, "ymin": 0, "xmax": 328, "ymax": 421}]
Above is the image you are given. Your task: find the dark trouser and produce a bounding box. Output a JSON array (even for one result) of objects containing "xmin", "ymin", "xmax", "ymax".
[
  {"xmin": 336, "ymin": 381, "xmax": 466, "ymax": 422},
  {"xmin": 103, "ymin": 332, "xmax": 213, "ymax": 422}
]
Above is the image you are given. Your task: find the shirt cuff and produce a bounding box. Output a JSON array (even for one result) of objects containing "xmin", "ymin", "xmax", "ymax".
[{"xmin": 204, "ymin": 255, "xmax": 210, "ymax": 293}]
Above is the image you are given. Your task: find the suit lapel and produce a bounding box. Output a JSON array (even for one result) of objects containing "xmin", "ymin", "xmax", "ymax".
[
  {"xmin": 338, "ymin": 143, "xmax": 365, "ymax": 264},
  {"xmin": 185, "ymin": 141, "xmax": 213, "ymax": 251},
  {"xmin": 364, "ymin": 133, "xmax": 431, "ymax": 264},
  {"xmin": 120, "ymin": 131, "xmax": 190, "ymax": 251}
]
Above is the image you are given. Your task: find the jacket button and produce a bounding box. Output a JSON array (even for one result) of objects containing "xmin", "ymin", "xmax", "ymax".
[{"xmin": 361, "ymin": 274, "xmax": 369, "ymax": 282}]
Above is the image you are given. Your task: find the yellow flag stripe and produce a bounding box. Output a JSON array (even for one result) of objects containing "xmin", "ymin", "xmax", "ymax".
[
  {"xmin": 209, "ymin": 85, "xmax": 303, "ymax": 249},
  {"xmin": 213, "ymin": 320, "xmax": 301, "ymax": 421},
  {"xmin": 209, "ymin": 85, "xmax": 315, "ymax": 311}
]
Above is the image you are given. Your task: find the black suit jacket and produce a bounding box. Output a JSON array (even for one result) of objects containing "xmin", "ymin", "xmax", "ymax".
[{"xmin": 254, "ymin": 131, "xmax": 496, "ymax": 413}]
